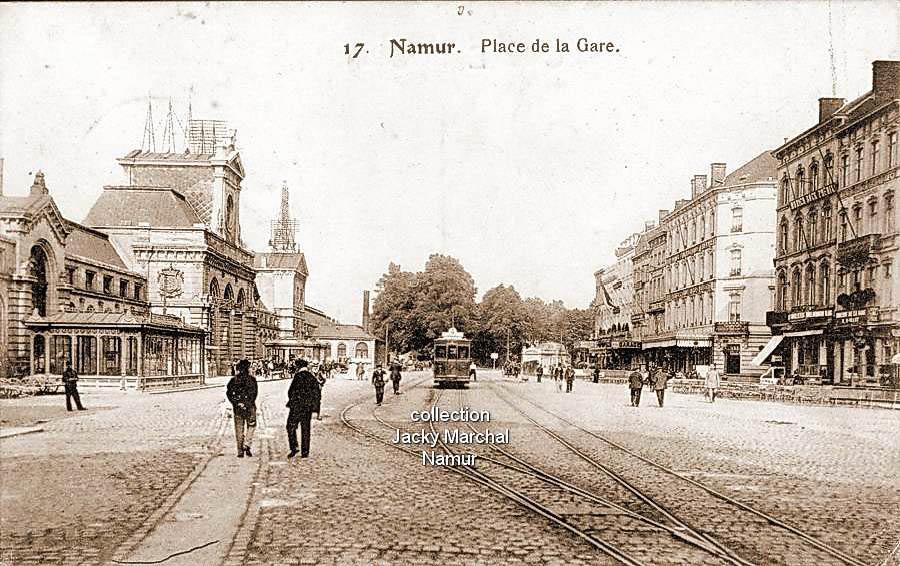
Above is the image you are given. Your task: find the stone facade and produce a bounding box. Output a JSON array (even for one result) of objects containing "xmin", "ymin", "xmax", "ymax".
[
  {"xmin": 768, "ymin": 60, "xmax": 900, "ymax": 388},
  {"xmin": 591, "ymin": 233, "xmax": 641, "ymax": 369}
]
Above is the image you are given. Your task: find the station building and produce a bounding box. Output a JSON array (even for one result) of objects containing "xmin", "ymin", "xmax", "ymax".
[
  {"xmin": 764, "ymin": 60, "xmax": 900, "ymax": 387},
  {"xmin": 0, "ymin": 172, "xmax": 205, "ymax": 387}
]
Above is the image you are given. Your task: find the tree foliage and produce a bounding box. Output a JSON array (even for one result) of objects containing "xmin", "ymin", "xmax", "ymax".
[{"xmin": 371, "ymin": 255, "xmax": 593, "ymax": 363}]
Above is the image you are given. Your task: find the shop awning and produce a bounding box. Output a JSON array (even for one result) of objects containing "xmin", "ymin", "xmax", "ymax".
[
  {"xmin": 783, "ymin": 329, "xmax": 824, "ymax": 337},
  {"xmin": 751, "ymin": 335, "xmax": 784, "ymax": 366},
  {"xmin": 642, "ymin": 340, "xmax": 675, "ymax": 350}
]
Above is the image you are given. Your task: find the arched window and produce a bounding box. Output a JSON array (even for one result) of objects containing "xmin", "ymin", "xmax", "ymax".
[
  {"xmin": 805, "ymin": 264, "xmax": 816, "ymax": 305},
  {"xmin": 777, "ymin": 272, "xmax": 788, "ymax": 311},
  {"xmin": 824, "ymin": 153, "xmax": 834, "ymax": 186},
  {"xmin": 794, "ymin": 216, "xmax": 804, "ymax": 250},
  {"xmin": 236, "ymin": 288, "xmax": 246, "ymax": 309},
  {"xmin": 791, "ymin": 268, "xmax": 802, "ymax": 306},
  {"xmin": 810, "ymin": 162, "xmax": 819, "ymax": 192},
  {"xmin": 355, "ymin": 342, "xmax": 368, "ymax": 359},
  {"xmin": 822, "ymin": 206, "xmax": 833, "ymax": 241},
  {"xmin": 796, "ymin": 167, "xmax": 806, "ymax": 195},
  {"xmin": 820, "ymin": 262, "xmax": 831, "ymax": 304},
  {"xmin": 808, "ymin": 210, "xmax": 818, "ymax": 246},
  {"xmin": 868, "ymin": 198, "xmax": 878, "ymax": 236},
  {"xmin": 225, "ymin": 195, "xmax": 234, "ymax": 235},
  {"xmin": 780, "ymin": 218, "xmax": 790, "ymax": 254},
  {"xmin": 337, "ymin": 343, "xmax": 347, "ymax": 359},
  {"xmin": 223, "ymin": 284, "xmax": 234, "ymax": 305},
  {"xmin": 29, "ymin": 245, "xmax": 49, "ymax": 317},
  {"xmin": 886, "ymin": 192, "xmax": 895, "ymax": 232},
  {"xmin": 781, "ymin": 176, "xmax": 790, "ymax": 205},
  {"xmin": 840, "ymin": 209, "xmax": 849, "ymax": 241},
  {"xmin": 209, "ymin": 278, "xmax": 220, "ymax": 300}
]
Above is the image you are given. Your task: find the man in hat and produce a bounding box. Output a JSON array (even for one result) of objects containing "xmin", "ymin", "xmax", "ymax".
[
  {"xmin": 286, "ymin": 359, "xmax": 321, "ymax": 458},
  {"xmin": 61, "ymin": 363, "xmax": 86, "ymax": 411},
  {"xmin": 372, "ymin": 363, "xmax": 386, "ymax": 405},
  {"xmin": 226, "ymin": 359, "xmax": 257, "ymax": 457},
  {"xmin": 389, "ymin": 359, "xmax": 402, "ymax": 395}
]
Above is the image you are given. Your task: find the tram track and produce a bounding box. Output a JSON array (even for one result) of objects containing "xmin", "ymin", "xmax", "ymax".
[
  {"xmin": 440, "ymin": 388, "xmax": 745, "ymax": 566},
  {"xmin": 339, "ymin": 378, "xmax": 648, "ymax": 565},
  {"xmin": 489, "ymin": 380, "xmax": 869, "ymax": 566}
]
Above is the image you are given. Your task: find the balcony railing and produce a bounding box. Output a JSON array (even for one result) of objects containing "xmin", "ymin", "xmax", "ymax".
[{"xmin": 837, "ymin": 233, "xmax": 881, "ymax": 269}]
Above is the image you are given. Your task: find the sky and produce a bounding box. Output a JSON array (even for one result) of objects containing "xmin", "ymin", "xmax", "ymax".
[{"xmin": 1, "ymin": 2, "xmax": 897, "ymax": 324}]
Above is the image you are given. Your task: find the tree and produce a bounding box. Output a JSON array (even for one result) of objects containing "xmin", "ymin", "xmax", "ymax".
[{"xmin": 471, "ymin": 284, "xmax": 529, "ymax": 364}]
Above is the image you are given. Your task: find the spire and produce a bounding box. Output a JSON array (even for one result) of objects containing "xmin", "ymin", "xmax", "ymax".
[
  {"xmin": 268, "ymin": 181, "xmax": 298, "ymax": 252},
  {"xmin": 141, "ymin": 97, "xmax": 156, "ymax": 153}
]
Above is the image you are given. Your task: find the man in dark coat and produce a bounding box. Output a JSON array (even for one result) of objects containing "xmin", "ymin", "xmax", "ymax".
[
  {"xmin": 628, "ymin": 368, "xmax": 644, "ymax": 407},
  {"xmin": 651, "ymin": 366, "xmax": 670, "ymax": 407},
  {"xmin": 286, "ymin": 359, "xmax": 321, "ymax": 458},
  {"xmin": 389, "ymin": 360, "xmax": 402, "ymax": 395},
  {"xmin": 372, "ymin": 364, "xmax": 386, "ymax": 405},
  {"xmin": 565, "ymin": 365, "xmax": 575, "ymax": 393},
  {"xmin": 226, "ymin": 359, "xmax": 257, "ymax": 457},
  {"xmin": 536, "ymin": 365, "xmax": 543, "ymax": 383},
  {"xmin": 592, "ymin": 365, "xmax": 601, "ymax": 384},
  {"xmin": 61, "ymin": 363, "xmax": 86, "ymax": 411}
]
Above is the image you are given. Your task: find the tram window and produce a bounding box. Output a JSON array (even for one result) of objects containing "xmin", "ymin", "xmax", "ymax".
[
  {"xmin": 435, "ymin": 345, "xmax": 447, "ymax": 359},
  {"xmin": 447, "ymin": 345, "xmax": 458, "ymax": 359},
  {"xmin": 458, "ymin": 346, "xmax": 469, "ymax": 359}
]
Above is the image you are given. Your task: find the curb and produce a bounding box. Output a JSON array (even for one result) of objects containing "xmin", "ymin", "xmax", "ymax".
[{"xmin": 0, "ymin": 426, "xmax": 44, "ymax": 439}]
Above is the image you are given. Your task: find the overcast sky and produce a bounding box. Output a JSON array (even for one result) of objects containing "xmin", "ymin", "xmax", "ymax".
[{"xmin": 1, "ymin": 2, "xmax": 897, "ymax": 323}]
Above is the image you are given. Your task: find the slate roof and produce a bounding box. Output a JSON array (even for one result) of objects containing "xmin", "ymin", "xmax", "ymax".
[
  {"xmin": 254, "ymin": 252, "xmax": 306, "ymax": 270},
  {"xmin": 311, "ymin": 322, "xmax": 376, "ymax": 341},
  {"xmin": 0, "ymin": 194, "xmax": 49, "ymax": 214},
  {"xmin": 83, "ymin": 186, "xmax": 201, "ymax": 228},
  {"xmin": 722, "ymin": 151, "xmax": 778, "ymax": 186},
  {"xmin": 64, "ymin": 221, "xmax": 129, "ymax": 270}
]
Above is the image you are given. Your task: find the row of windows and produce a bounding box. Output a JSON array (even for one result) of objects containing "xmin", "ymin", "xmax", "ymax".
[
  {"xmin": 775, "ymin": 261, "xmax": 893, "ymax": 311},
  {"xmin": 666, "ymin": 249, "xmax": 743, "ymax": 291},
  {"xmin": 778, "ymin": 191, "xmax": 895, "ymax": 254},
  {"xmin": 780, "ymin": 131, "xmax": 898, "ymax": 206},
  {"xmin": 668, "ymin": 208, "xmax": 716, "ymax": 255},
  {"xmin": 67, "ymin": 267, "xmax": 143, "ymax": 301},
  {"xmin": 336, "ymin": 342, "xmax": 369, "ymax": 359}
]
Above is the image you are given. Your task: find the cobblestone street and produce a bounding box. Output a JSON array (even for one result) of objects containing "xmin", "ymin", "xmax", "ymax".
[{"xmin": 2, "ymin": 372, "xmax": 898, "ymax": 565}]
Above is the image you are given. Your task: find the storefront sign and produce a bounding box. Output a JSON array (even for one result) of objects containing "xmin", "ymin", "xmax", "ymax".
[{"xmin": 788, "ymin": 308, "xmax": 834, "ymax": 321}]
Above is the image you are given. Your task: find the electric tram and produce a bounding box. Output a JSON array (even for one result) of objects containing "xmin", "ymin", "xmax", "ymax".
[{"xmin": 432, "ymin": 327, "xmax": 472, "ymax": 388}]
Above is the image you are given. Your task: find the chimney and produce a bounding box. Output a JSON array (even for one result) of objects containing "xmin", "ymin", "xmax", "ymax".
[
  {"xmin": 658, "ymin": 209, "xmax": 669, "ymax": 223},
  {"xmin": 710, "ymin": 163, "xmax": 727, "ymax": 187},
  {"xmin": 818, "ymin": 97, "xmax": 845, "ymax": 122},
  {"xmin": 30, "ymin": 171, "xmax": 48, "ymax": 196},
  {"xmin": 362, "ymin": 290, "xmax": 370, "ymax": 331},
  {"xmin": 690, "ymin": 174, "xmax": 707, "ymax": 198},
  {"xmin": 872, "ymin": 60, "xmax": 900, "ymax": 105}
]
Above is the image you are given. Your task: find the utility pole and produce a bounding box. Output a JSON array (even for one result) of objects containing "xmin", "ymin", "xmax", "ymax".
[{"xmin": 384, "ymin": 320, "xmax": 390, "ymax": 366}]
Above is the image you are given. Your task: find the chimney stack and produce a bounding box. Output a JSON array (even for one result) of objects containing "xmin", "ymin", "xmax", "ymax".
[
  {"xmin": 872, "ymin": 60, "xmax": 900, "ymax": 105},
  {"xmin": 362, "ymin": 290, "xmax": 370, "ymax": 331},
  {"xmin": 658, "ymin": 209, "xmax": 669, "ymax": 223},
  {"xmin": 818, "ymin": 97, "xmax": 845, "ymax": 123},
  {"xmin": 710, "ymin": 163, "xmax": 727, "ymax": 187},
  {"xmin": 30, "ymin": 171, "xmax": 48, "ymax": 196},
  {"xmin": 691, "ymin": 175, "xmax": 708, "ymax": 198}
]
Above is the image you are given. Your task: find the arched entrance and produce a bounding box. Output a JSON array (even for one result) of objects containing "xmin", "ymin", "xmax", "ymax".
[{"xmin": 29, "ymin": 245, "xmax": 49, "ymax": 317}]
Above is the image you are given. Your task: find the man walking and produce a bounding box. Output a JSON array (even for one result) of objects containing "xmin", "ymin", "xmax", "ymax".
[
  {"xmin": 286, "ymin": 360, "xmax": 321, "ymax": 459},
  {"xmin": 536, "ymin": 365, "xmax": 543, "ymax": 383},
  {"xmin": 372, "ymin": 364, "xmax": 386, "ymax": 405},
  {"xmin": 226, "ymin": 359, "xmax": 257, "ymax": 458},
  {"xmin": 356, "ymin": 362, "xmax": 366, "ymax": 381},
  {"xmin": 469, "ymin": 361, "xmax": 477, "ymax": 382},
  {"xmin": 390, "ymin": 360, "xmax": 402, "ymax": 395},
  {"xmin": 704, "ymin": 363, "xmax": 721, "ymax": 403},
  {"xmin": 565, "ymin": 365, "xmax": 575, "ymax": 393},
  {"xmin": 628, "ymin": 367, "xmax": 643, "ymax": 407},
  {"xmin": 652, "ymin": 366, "xmax": 670, "ymax": 407},
  {"xmin": 61, "ymin": 363, "xmax": 86, "ymax": 411},
  {"xmin": 554, "ymin": 365, "xmax": 564, "ymax": 393}
]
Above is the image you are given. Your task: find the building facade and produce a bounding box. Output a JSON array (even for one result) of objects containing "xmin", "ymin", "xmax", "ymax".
[
  {"xmin": 637, "ymin": 154, "xmax": 777, "ymax": 379},
  {"xmin": 765, "ymin": 60, "xmax": 900, "ymax": 387},
  {"xmin": 591, "ymin": 233, "xmax": 641, "ymax": 369},
  {"xmin": 84, "ymin": 134, "xmax": 265, "ymax": 376},
  {"xmin": 0, "ymin": 173, "xmax": 205, "ymax": 387}
]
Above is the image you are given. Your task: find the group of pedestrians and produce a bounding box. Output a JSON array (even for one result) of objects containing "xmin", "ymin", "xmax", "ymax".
[
  {"xmin": 544, "ymin": 364, "xmax": 575, "ymax": 393},
  {"xmin": 627, "ymin": 364, "xmax": 672, "ymax": 407},
  {"xmin": 226, "ymin": 357, "xmax": 324, "ymax": 461}
]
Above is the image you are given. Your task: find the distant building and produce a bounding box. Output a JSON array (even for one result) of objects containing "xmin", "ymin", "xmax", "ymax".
[
  {"xmin": 764, "ymin": 60, "xmax": 900, "ymax": 387},
  {"xmin": 521, "ymin": 342, "xmax": 570, "ymax": 373},
  {"xmin": 631, "ymin": 213, "xmax": 669, "ymax": 363},
  {"xmin": 0, "ymin": 172, "xmax": 205, "ymax": 386},
  {"xmin": 303, "ymin": 304, "xmax": 376, "ymax": 365},
  {"xmin": 592, "ymin": 233, "xmax": 641, "ymax": 369}
]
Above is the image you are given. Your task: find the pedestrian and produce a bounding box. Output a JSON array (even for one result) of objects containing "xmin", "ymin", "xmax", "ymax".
[
  {"xmin": 652, "ymin": 366, "xmax": 670, "ymax": 407},
  {"xmin": 286, "ymin": 359, "xmax": 321, "ymax": 459},
  {"xmin": 356, "ymin": 362, "xmax": 366, "ymax": 381},
  {"xmin": 554, "ymin": 365, "xmax": 563, "ymax": 393},
  {"xmin": 61, "ymin": 363, "xmax": 86, "ymax": 411},
  {"xmin": 628, "ymin": 367, "xmax": 643, "ymax": 407},
  {"xmin": 372, "ymin": 364, "xmax": 386, "ymax": 405},
  {"xmin": 390, "ymin": 360, "xmax": 402, "ymax": 394},
  {"xmin": 565, "ymin": 365, "xmax": 575, "ymax": 393},
  {"xmin": 469, "ymin": 361, "xmax": 477, "ymax": 381},
  {"xmin": 536, "ymin": 365, "xmax": 543, "ymax": 383},
  {"xmin": 226, "ymin": 359, "xmax": 257, "ymax": 458},
  {"xmin": 592, "ymin": 365, "xmax": 600, "ymax": 384},
  {"xmin": 704, "ymin": 363, "xmax": 721, "ymax": 403}
]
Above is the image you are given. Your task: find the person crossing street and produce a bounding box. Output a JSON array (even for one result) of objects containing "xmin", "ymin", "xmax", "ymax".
[
  {"xmin": 565, "ymin": 365, "xmax": 575, "ymax": 393},
  {"xmin": 372, "ymin": 364, "xmax": 386, "ymax": 405},
  {"xmin": 285, "ymin": 360, "xmax": 321, "ymax": 459},
  {"xmin": 704, "ymin": 363, "xmax": 721, "ymax": 403},
  {"xmin": 61, "ymin": 363, "xmax": 86, "ymax": 412},
  {"xmin": 389, "ymin": 360, "xmax": 402, "ymax": 395},
  {"xmin": 628, "ymin": 367, "xmax": 644, "ymax": 407}
]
